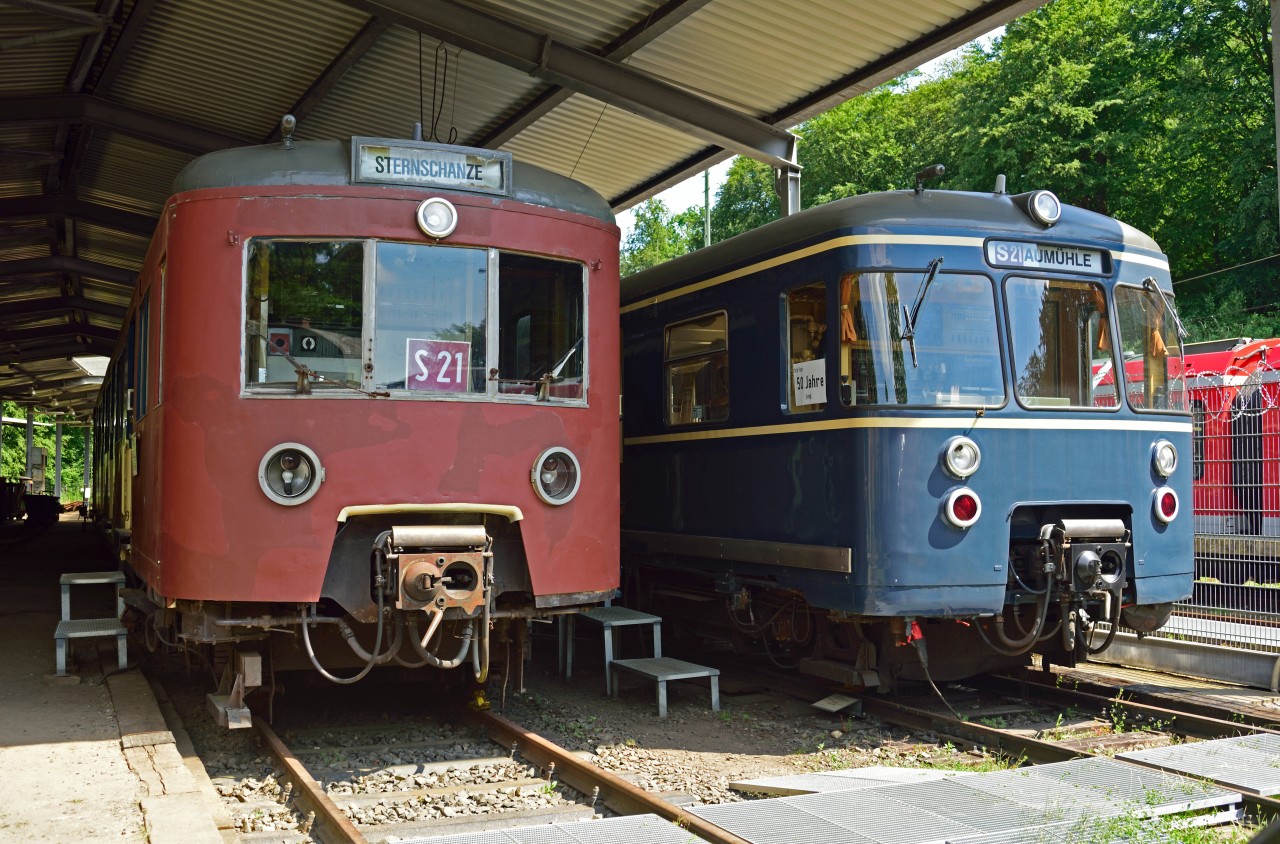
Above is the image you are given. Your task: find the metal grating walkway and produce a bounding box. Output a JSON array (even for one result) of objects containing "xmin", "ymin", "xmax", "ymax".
[
  {"xmin": 393, "ymin": 813, "xmax": 709, "ymax": 843},
  {"xmin": 391, "ymin": 759, "xmax": 1240, "ymax": 844},
  {"xmin": 731, "ymin": 766, "xmax": 948, "ymax": 796},
  {"xmin": 1119, "ymin": 733, "xmax": 1280, "ymax": 796},
  {"xmin": 694, "ymin": 759, "xmax": 1239, "ymax": 844}
]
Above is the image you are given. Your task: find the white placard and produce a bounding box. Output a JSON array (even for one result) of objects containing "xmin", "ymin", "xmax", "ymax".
[
  {"xmin": 352, "ymin": 137, "xmax": 510, "ymax": 195},
  {"xmin": 985, "ymin": 240, "xmax": 1106, "ymax": 275},
  {"xmin": 793, "ymin": 358, "xmax": 826, "ymax": 405}
]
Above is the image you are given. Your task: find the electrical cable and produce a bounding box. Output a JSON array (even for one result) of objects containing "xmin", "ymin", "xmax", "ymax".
[{"xmin": 300, "ymin": 540, "xmax": 388, "ymax": 684}]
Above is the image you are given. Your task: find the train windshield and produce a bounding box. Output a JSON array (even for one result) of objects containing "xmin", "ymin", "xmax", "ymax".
[
  {"xmin": 244, "ymin": 238, "xmax": 586, "ymax": 402},
  {"xmin": 1113, "ymin": 283, "xmax": 1187, "ymax": 411},
  {"xmin": 838, "ymin": 271, "xmax": 1004, "ymax": 407},
  {"xmin": 1005, "ymin": 277, "xmax": 1115, "ymax": 410},
  {"xmin": 244, "ymin": 240, "xmax": 365, "ymax": 389},
  {"xmin": 372, "ymin": 243, "xmax": 489, "ymax": 393}
]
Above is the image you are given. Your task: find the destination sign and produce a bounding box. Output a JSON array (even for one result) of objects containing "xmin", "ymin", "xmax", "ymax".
[
  {"xmin": 351, "ymin": 137, "xmax": 511, "ymax": 195},
  {"xmin": 985, "ymin": 240, "xmax": 1108, "ymax": 275}
]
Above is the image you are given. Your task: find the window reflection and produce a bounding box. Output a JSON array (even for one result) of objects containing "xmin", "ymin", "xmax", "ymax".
[
  {"xmin": 245, "ymin": 240, "xmax": 364, "ymax": 388},
  {"xmin": 1006, "ymin": 277, "xmax": 1113, "ymax": 409},
  {"xmin": 666, "ymin": 312, "xmax": 728, "ymax": 425},
  {"xmin": 372, "ymin": 243, "xmax": 487, "ymax": 393},
  {"xmin": 1114, "ymin": 285, "xmax": 1187, "ymax": 411},
  {"xmin": 839, "ymin": 272, "xmax": 1003, "ymax": 407},
  {"xmin": 244, "ymin": 238, "xmax": 587, "ymax": 403}
]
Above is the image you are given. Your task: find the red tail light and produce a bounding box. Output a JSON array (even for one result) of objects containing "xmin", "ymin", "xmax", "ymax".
[
  {"xmin": 943, "ymin": 487, "xmax": 982, "ymax": 529},
  {"xmin": 1153, "ymin": 486, "xmax": 1179, "ymax": 524}
]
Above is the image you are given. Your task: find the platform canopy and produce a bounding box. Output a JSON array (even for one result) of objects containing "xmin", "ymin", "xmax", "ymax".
[{"xmin": 0, "ymin": 0, "xmax": 1041, "ymax": 419}]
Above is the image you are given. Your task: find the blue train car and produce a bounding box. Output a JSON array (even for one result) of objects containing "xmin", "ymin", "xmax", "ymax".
[{"xmin": 620, "ymin": 179, "xmax": 1192, "ymax": 685}]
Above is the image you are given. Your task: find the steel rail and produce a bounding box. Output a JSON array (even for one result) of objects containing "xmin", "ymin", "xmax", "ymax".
[
  {"xmin": 253, "ymin": 717, "xmax": 368, "ymax": 844},
  {"xmin": 979, "ymin": 672, "xmax": 1280, "ymax": 740},
  {"xmin": 470, "ymin": 709, "xmax": 754, "ymax": 844},
  {"xmin": 1005, "ymin": 668, "xmax": 1280, "ymax": 730},
  {"xmin": 857, "ymin": 694, "xmax": 1280, "ymax": 822}
]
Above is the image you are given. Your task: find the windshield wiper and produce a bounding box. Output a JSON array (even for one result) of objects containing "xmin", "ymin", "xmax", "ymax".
[
  {"xmin": 901, "ymin": 256, "xmax": 944, "ymax": 368},
  {"xmin": 246, "ymin": 324, "xmax": 387, "ymax": 397},
  {"xmin": 1142, "ymin": 276, "xmax": 1187, "ymax": 340},
  {"xmin": 551, "ymin": 337, "xmax": 582, "ymax": 378},
  {"xmin": 488, "ymin": 337, "xmax": 582, "ymax": 402}
]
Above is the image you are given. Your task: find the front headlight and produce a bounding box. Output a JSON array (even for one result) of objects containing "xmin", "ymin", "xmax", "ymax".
[
  {"xmin": 1152, "ymin": 439, "xmax": 1177, "ymax": 478},
  {"xmin": 531, "ymin": 447, "xmax": 581, "ymax": 505},
  {"xmin": 941, "ymin": 436, "xmax": 981, "ymax": 479},
  {"xmin": 258, "ymin": 442, "xmax": 324, "ymax": 505}
]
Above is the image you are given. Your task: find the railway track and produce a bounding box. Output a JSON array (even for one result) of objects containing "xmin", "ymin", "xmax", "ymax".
[
  {"xmin": 239, "ymin": 707, "xmax": 752, "ymax": 844},
  {"xmin": 846, "ymin": 671, "xmax": 1280, "ymax": 825}
]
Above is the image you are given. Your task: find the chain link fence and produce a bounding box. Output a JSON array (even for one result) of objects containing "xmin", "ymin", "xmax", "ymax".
[{"xmin": 1157, "ymin": 360, "xmax": 1280, "ymax": 651}]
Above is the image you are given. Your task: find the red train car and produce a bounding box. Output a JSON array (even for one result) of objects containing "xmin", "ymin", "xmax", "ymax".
[
  {"xmin": 93, "ymin": 125, "xmax": 620, "ymax": 721},
  {"xmin": 1181, "ymin": 338, "xmax": 1280, "ymax": 537}
]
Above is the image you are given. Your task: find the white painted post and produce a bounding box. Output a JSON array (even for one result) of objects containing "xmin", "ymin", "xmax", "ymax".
[{"xmin": 54, "ymin": 420, "xmax": 62, "ymax": 500}]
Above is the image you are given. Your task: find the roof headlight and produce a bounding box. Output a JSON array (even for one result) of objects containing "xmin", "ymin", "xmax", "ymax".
[
  {"xmin": 941, "ymin": 436, "xmax": 981, "ymax": 479},
  {"xmin": 1029, "ymin": 190, "xmax": 1061, "ymax": 226},
  {"xmin": 1012, "ymin": 190, "xmax": 1062, "ymax": 227},
  {"xmin": 417, "ymin": 197, "xmax": 459, "ymax": 238},
  {"xmin": 1152, "ymin": 439, "xmax": 1177, "ymax": 478},
  {"xmin": 531, "ymin": 447, "xmax": 581, "ymax": 506}
]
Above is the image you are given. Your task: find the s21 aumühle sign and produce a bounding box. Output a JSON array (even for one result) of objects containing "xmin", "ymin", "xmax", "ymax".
[{"xmin": 351, "ymin": 138, "xmax": 511, "ymax": 196}]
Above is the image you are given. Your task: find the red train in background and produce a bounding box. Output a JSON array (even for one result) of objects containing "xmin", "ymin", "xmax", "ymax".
[
  {"xmin": 92, "ymin": 120, "xmax": 620, "ymax": 723},
  {"xmin": 1093, "ymin": 335, "xmax": 1280, "ymax": 539},
  {"xmin": 1180, "ymin": 337, "xmax": 1280, "ymax": 538}
]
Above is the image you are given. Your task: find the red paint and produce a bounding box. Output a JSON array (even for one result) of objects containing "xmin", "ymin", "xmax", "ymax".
[{"xmin": 104, "ymin": 184, "xmax": 620, "ymax": 606}]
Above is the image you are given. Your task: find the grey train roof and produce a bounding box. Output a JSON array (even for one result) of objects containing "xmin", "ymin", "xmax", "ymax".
[
  {"xmin": 620, "ymin": 189, "xmax": 1163, "ymax": 306},
  {"xmin": 172, "ymin": 139, "xmax": 614, "ymax": 225}
]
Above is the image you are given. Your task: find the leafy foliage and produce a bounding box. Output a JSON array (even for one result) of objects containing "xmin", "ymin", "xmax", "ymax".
[
  {"xmin": 620, "ymin": 199, "xmax": 706, "ymax": 276},
  {"xmin": 619, "ymin": 0, "xmax": 1280, "ymax": 340},
  {"xmin": 2, "ymin": 401, "xmax": 85, "ymax": 502}
]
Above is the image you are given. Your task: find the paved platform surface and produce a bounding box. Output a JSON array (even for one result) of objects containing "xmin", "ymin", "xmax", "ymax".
[{"xmin": 0, "ymin": 513, "xmax": 229, "ymax": 844}]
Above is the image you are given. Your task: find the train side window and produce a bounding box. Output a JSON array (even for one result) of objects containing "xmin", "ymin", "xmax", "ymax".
[
  {"xmin": 1005, "ymin": 277, "xmax": 1116, "ymax": 411},
  {"xmin": 496, "ymin": 253, "xmax": 585, "ymax": 400},
  {"xmin": 665, "ymin": 312, "xmax": 728, "ymax": 426},
  {"xmin": 784, "ymin": 283, "xmax": 826, "ymax": 413},
  {"xmin": 135, "ymin": 291, "xmax": 150, "ymax": 419},
  {"xmin": 372, "ymin": 242, "xmax": 487, "ymax": 393},
  {"xmin": 1113, "ymin": 284, "xmax": 1188, "ymax": 412},
  {"xmin": 244, "ymin": 240, "xmax": 365, "ymax": 391}
]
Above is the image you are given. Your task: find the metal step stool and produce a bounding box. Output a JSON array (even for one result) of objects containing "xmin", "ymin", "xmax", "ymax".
[
  {"xmin": 55, "ymin": 571, "xmax": 127, "ymax": 676},
  {"xmin": 562, "ymin": 605, "xmax": 664, "ymax": 695},
  {"xmin": 610, "ymin": 657, "xmax": 720, "ymax": 718}
]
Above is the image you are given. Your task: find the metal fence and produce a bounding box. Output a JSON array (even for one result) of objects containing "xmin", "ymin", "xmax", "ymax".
[{"xmin": 1153, "ymin": 363, "xmax": 1280, "ymax": 652}]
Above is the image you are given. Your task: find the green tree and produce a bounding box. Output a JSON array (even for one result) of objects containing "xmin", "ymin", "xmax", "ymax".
[
  {"xmin": 1, "ymin": 401, "xmax": 85, "ymax": 501},
  {"xmin": 621, "ymin": 199, "xmax": 705, "ymax": 275},
  {"xmin": 709, "ymin": 157, "xmax": 778, "ymax": 242}
]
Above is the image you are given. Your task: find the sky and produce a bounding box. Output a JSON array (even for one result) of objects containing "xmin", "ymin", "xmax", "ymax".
[{"xmin": 614, "ymin": 31, "xmax": 1000, "ymax": 243}]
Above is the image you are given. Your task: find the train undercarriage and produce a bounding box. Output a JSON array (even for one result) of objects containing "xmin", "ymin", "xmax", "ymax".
[
  {"xmin": 626, "ymin": 515, "xmax": 1176, "ymax": 692},
  {"xmin": 128, "ymin": 518, "xmax": 608, "ymax": 727}
]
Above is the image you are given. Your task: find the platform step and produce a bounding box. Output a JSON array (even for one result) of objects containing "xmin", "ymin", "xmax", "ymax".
[
  {"xmin": 610, "ymin": 657, "xmax": 718, "ymax": 681},
  {"xmin": 55, "ymin": 617, "xmax": 127, "ymax": 639},
  {"xmin": 610, "ymin": 657, "xmax": 721, "ymax": 718},
  {"xmin": 581, "ymin": 605, "xmax": 662, "ymax": 625},
  {"xmin": 59, "ymin": 570, "xmax": 125, "ymax": 587}
]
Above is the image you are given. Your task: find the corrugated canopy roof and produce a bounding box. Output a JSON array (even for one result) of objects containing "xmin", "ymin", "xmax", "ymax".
[{"xmin": 0, "ymin": 0, "xmax": 1040, "ymax": 420}]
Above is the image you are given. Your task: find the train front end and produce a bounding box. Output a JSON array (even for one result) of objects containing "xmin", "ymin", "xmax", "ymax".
[
  {"xmin": 619, "ymin": 186, "xmax": 1192, "ymax": 687},
  {"xmin": 97, "ymin": 133, "xmax": 620, "ymax": 721},
  {"xmin": 818, "ymin": 194, "xmax": 1194, "ymax": 682}
]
